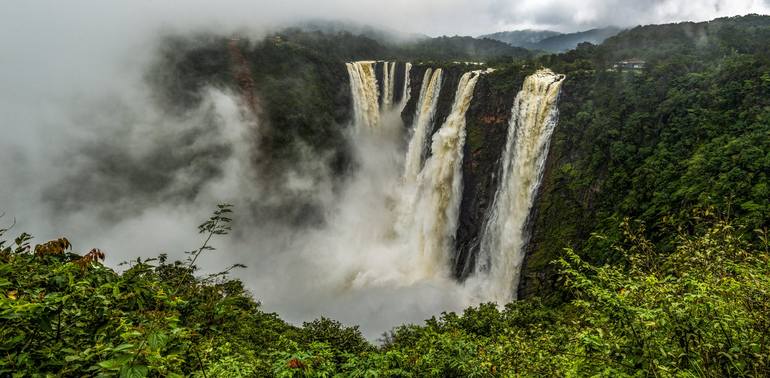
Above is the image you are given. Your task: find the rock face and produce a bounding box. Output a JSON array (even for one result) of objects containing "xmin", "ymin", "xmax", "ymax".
[
  {"xmin": 401, "ymin": 65, "xmax": 427, "ymax": 128},
  {"xmin": 453, "ymin": 73, "xmax": 522, "ymax": 279},
  {"xmin": 400, "ymin": 64, "xmax": 466, "ymax": 131},
  {"xmin": 428, "ymin": 66, "xmax": 466, "ymax": 136}
]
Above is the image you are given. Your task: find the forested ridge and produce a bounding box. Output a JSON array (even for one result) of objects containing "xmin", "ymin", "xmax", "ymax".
[
  {"xmin": 2, "ymin": 14, "xmax": 769, "ymax": 377},
  {"xmin": 518, "ymin": 14, "xmax": 770, "ymax": 296}
]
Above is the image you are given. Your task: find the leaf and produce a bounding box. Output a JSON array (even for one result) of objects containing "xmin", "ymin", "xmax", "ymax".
[
  {"xmin": 148, "ymin": 331, "xmax": 168, "ymax": 349},
  {"xmin": 98, "ymin": 359, "xmax": 122, "ymax": 371},
  {"xmin": 64, "ymin": 354, "xmax": 80, "ymax": 362},
  {"xmin": 112, "ymin": 343, "xmax": 136, "ymax": 352},
  {"xmin": 120, "ymin": 365, "xmax": 149, "ymax": 378}
]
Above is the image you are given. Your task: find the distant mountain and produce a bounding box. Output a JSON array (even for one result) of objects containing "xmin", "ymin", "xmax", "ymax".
[
  {"xmin": 479, "ymin": 29, "xmax": 561, "ymax": 48},
  {"xmin": 481, "ymin": 26, "xmax": 623, "ymax": 53},
  {"xmin": 534, "ymin": 26, "xmax": 623, "ymax": 52}
]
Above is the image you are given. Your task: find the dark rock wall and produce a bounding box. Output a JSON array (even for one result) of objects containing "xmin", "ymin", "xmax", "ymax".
[
  {"xmin": 453, "ymin": 73, "xmax": 521, "ymax": 279},
  {"xmin": 400, "ymin": 65, "xmax": 429, "ymax": 128},
  {"xmin": 393, "ymin": 62, "xmax": 406, "ymax": 105},
  {"xmin": 428, "ymin": 66, "xmax": 466, "ymax": 137}
]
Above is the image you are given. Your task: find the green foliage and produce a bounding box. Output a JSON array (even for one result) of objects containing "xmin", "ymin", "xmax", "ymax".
[
  {"xmin": 520, "ymin": 15, "xmax": 770, "ymax": 292},
  {"xmin": 556, "ymin": 214, "xmax": 770, "ymax": 376},
  {"xmin": 398, "ymin": 36, "xmax": 530, "ymax": 62},
  {"xmin": 375, "ymin": 213, "xmax": 770, "ymax": 377},
  {"xmin": 8, "ymin": 208, "xmax": 761, "ymax": 376},
  {"xmin": 0, "ymin": 205, "xmax": 297, "ymax": 376}
]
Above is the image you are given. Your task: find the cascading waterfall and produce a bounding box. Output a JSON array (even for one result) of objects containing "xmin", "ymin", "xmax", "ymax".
[
  {"xmin": 411, "ymin": 70, "xmax": 484, "ymax": 278},
  {"xmin": 381, "ymin": 62, "xmax": 397, "ymax": 109},
  {"xmin": 399, "ymin": 63, "xmax": 412, "ymax": 112},
  {"xmin": 346, "ymin": 61, "xmax": 380, "ymax": 129},
  {"xmin": 347, "ymin": 61, "xmax": 408, "ymax": 129},
  {"xmin": 381, "ymin": 62, "xmax": 390, "ymax": 109},
  {"xmin": 346, "ymin": 60, "xmax": 565, "ymax": 303},
  {"xmin": 473, "ymin": 69, "xmax": 565, "ymax": 303},
  {"xmin": 402, "ymin": 68, "xmax": 443, "ymax": 183}
]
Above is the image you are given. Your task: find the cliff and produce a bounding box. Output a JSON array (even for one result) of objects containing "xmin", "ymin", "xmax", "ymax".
[{"xmin": 147, "ymin": 15, "xmax": 770, "ymax": 301}]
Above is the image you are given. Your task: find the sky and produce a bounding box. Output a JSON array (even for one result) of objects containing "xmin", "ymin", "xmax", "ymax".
[
  {"xmin": 1, "ymin": 0, "xmax": 769, "ymax": 42},
  {"xmin": 0, "ymin": 0, "xmax": 768, "ymax": 338}
]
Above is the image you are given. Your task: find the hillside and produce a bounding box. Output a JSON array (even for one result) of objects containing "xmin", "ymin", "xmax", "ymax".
[
  {"xmin": 520, "ymin": 14, "xmax": 770, "ymax": 296},
  {"xmin": 400, "ymin": 35, "xmax": 530, "ymax": 61}
]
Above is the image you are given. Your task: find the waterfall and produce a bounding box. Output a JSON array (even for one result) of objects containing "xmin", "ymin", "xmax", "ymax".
[
  {"xmin": 399, "ymin": 63, "xmax": 412, "ymax": 112},
  {"xmin": 473, "ymin": 69, "xmax": 565, "ymax": 303},
  {"xmin": 412, "ymin": 70, "xmax": 483, "ymax": 278},
  {"xmin": 347, "ymin": 61, "xmax": 409, "ymax": 128},
  {"xmin": 382, "ymin": 62, "xmax": 397, "ymax": 109},
  {"xmin": 381, "ymin": 62, "xmax": 390, "ymax": 109},
  {"xmin": 402, "ymin": 68, "xmax": 443, "ymax": 183},
  {"xmin": 389, "ymin": 62, "xmax": 397, "ymax": 106},
  {"xmin": 346, "ymin": 61, "xmax": 380, "ymax": 130}
]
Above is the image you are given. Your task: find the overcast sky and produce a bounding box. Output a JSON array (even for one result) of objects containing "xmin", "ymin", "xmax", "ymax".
[{"xmin": 1, "ymin": 0, "xmax": 769, "ymax": 41}]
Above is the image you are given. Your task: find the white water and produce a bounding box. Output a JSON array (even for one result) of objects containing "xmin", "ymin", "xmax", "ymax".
[
  {"xmin": 402, "ymin": 68, "xmax": 443, "ymax": 183},
  {"xmin": 297, "ymin": 61, "xmax": 473, "ymax": 335},
  {"xmin": 399, "ymin": 62, "xmax": 412, "ymax": 112},
  {"xmin": 470, "ymin": 69, "xmax": 565, "ymax": 303},
  {"xmin": 381, "ymin": 61, "xmax": 397, "ymax": 109},
  {"xmin": 342, "ymin": 63, "xmax": 486, "ymax": 287},
  {"xmin": 381, "ymin": 62, "xmax": 391, "ymax": 109},
  {"xmin": 410, "ymin": 70, "xmax": 483, "ymax": 279},
  {"xmin": 347, "ymin": 61, "xmax": 404, "ymax": 128},
  {"xmin": 306, "ymin": 64, "xmax": 559, "ymax": 337},
  {"xmin": 346, "ymin": 61, "xmax": 380, "ymax": 130}
]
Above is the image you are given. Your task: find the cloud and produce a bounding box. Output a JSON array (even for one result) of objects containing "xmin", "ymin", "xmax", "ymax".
[
  {"xmin": 485, "ymin": 0, "xmax": 770, "ymax": 32},
  {"xmin": 0, "ymin": 1, "xmax": 767, "ymax": 46}
]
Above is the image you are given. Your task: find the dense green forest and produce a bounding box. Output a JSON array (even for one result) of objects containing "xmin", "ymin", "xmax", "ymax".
[
  {"xmin": 2, "ymin": 15, "xmax": 770, "ymax": 377},
  {"xmin": 518, "ymin": 14, "xmax": 770, "ymax": 296}
]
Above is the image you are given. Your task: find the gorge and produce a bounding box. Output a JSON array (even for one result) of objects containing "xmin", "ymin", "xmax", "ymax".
[{"xmin": 341, "ymin": 61, "xmax": 566, "ymax": 305}]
